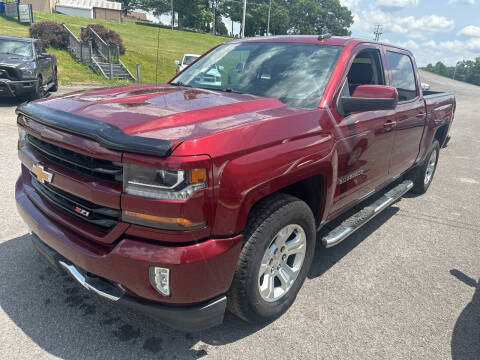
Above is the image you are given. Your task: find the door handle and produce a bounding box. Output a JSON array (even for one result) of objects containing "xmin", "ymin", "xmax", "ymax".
[
  {"xmin": 416, "ymin": 113, "xmax": 426, "ymax": 119},
  {"xmin": 383, "ymin": 120, "xmax": 397, "ymax": 132}
]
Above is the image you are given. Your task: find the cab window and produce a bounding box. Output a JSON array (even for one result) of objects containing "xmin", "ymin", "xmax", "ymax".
[
  {"xmin": 345, "ymin": 48, "xmax": 385, "ymax": 96},
  {"xmin": 387, "ymin": 51, "xmax": 417, "ymax": 102}
]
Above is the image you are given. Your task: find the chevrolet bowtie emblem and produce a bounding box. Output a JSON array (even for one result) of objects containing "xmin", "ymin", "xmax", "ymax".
[{"xmin": 32, "ymin": 164, "xmax": 53, "ymax": 184}]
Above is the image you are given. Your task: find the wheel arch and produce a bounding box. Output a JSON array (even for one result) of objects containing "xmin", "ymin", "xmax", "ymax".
[{"xmin": 434, "ymin": 124, "xmax": 449, "ymax": 147}]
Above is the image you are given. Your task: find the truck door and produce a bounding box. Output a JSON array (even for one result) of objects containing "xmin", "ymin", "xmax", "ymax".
[
  {"xmin": 329, "ymin": 45, "xmax": 395, "ymax": 216},
  {"xmin": 34, "ymin": 41, "xmax": 51, "ymax": 84},
  {"xmin": 385, "ymin": 50, "xmax": 426, "ymax": 176}
]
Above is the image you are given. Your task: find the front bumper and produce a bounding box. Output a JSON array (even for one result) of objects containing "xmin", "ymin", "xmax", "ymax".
[
  {"xmin": 31, "ymin": 233, "xmax": 227, "ymax": 331},
  {"xmin": 0, "ymin": 79, "xmax": 36, "ymax": 97},
  {"xmin": 16, "ymin": 177, "xmax": 243, "ymax": 330}
]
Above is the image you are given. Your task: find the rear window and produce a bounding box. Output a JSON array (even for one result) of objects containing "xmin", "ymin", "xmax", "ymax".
[
  {"xmin": 183, "ymin": 56, "xmax": 198, "ymax": 65},
  {"xmin": 387, "ymin": 51, "xmax": 418, "ymax": 101}
]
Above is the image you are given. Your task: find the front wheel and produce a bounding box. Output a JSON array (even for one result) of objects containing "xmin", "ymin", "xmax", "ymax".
[
  {"xmin": 227, "ymin": 193, "xmax": 316, "ymax": 323},
  {"xmin": 410, "ymin": 140, "xmax": 440, "ymax": 194},
  {"xmin": 50, "ymin": 69, "xmax": 58, "ymax": 92},
  {"xmin": 31, "ymin": 77, "xmax": 45, "ymax": 100}
]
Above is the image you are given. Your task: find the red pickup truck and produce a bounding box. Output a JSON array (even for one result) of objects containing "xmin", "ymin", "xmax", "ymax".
[{"xmin": 15, "ymin": 36, "xmax": 455, "ymax": 331}]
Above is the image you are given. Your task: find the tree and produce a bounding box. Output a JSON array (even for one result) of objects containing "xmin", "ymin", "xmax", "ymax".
[
  {"xmin": 138, "ymin": 0, "xmax": 198, "ymax": 29},
  {"xmin": 119, "ymin": 0, "xmax": 138, "ymax": 15},
  {"xmin": 422, "ymin": 58, "xmax": 480, "ymax": 87},
  {"xmin": 287, "ymin": 0, "xmax": 353, "ymax": 35}
]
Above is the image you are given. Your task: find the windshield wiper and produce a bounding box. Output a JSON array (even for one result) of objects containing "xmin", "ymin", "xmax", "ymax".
[
  {"xmin": 223, "ymin": 88, "xmax": 243, "ymax": 94},
  {"xmin": 196, "ymin": 86, "xmax": 244, "ymax": 94},
  {"xmin": 171, "ymin": 82, "xmax": 192, "ymax": 87}
]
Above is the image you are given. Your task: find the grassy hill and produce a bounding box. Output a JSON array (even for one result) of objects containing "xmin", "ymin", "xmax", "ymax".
[{"xmin": 0, "ymin": 12, "xmax": 230, "ymax": 86}]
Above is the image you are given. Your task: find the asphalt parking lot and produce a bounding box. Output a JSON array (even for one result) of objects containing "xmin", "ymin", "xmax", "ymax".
[{"xmin": 0, "ymin": 71, "xmax": 479, "ymax": 359}]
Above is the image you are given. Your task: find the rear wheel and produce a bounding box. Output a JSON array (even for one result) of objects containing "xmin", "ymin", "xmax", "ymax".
[
  {"xmin": 227, "ymin": 193, "xmax": 316, "ymax": 323},
  {"xmin": 410, "ymin": 140, "xmax": 440, "ymax": 194}
]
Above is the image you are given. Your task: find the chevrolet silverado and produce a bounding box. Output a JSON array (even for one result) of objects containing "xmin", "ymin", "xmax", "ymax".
[{"xmin": 15, "ymin": 35, "xmax": 455, "ymax": 331}]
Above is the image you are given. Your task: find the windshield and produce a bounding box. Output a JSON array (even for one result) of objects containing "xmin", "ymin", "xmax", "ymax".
[
  {"xmin": 0, "ymin": 39, "xmax": 33, "ymax": 57},
  {"xmin": 172, "ymin": 42, "xmax": 343, "ymax": 109},
  {"xmin": 183, "ymin": 55, "xmax": 199, "ymax": 65}
]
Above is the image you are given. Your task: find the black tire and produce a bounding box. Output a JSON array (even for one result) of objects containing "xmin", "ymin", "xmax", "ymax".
[
  {"xmin": 51, "ymin": 69, "xmax": 58, "ymax": 92},
  {"xmin": 410, "ymin": 140, "xmax": 440, "ymax": 194},
  {"xmin": 31, "ymin": 77, "xmax": 45, "ymax": 100},
  {"xmin": 227, "ymin": 193, "xmax": 316, "ymax": 323}
]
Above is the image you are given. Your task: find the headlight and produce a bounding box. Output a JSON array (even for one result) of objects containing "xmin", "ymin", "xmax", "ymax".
[
  {"xmin": 19, "ymin": 63, "xmax": 35, "ymax": 76},
  {"xmin": 18, "ymin": 127, "xmax": 27, "ymax": 149},
  {"xmin": 123, "ymin": 164, "xmax": 207, "ymax": 201}
]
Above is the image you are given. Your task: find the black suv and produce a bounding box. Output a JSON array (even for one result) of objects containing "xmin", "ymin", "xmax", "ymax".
[{"xmin": 0, "ymin": 36, "xmax": 57, "ymax": 99}]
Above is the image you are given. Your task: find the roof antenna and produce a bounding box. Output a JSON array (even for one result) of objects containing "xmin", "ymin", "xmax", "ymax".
[
  {"xmin": 155, "ymin": 19, "xmax": 161, "ymax": 85},
  {"xmin": 318, "ymin": 26, "xmax": 331, "ymax": 40}
]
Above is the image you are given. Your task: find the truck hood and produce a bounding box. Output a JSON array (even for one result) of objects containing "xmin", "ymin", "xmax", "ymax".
[
  {"xmin": 38, "ymin": 84, "xmax": 286, "ymax": 142},
  {"xmin": 0, "ymin": 53, "xmax": 32, "ymax": 68},
  {"xmin": 17, "ymin": 84, "xmax": 292, "ymax": 157}
]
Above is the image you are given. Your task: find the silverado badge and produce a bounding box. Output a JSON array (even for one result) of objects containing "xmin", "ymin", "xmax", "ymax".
[{"xmin": 32, "ymin": 164, "xmax": 53, "ymax": 184}]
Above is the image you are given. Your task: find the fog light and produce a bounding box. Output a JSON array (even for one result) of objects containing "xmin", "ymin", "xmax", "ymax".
[{"xmin": 149, "ymin": 266, "xmax": 170, "ymax": 296}]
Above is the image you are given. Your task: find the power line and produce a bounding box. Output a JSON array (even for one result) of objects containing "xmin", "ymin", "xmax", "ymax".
[{"xmin": 373, "ymin": 25, "xmax": 382, "ymax": 41}]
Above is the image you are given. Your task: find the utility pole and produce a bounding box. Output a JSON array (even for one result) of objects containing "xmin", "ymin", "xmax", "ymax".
[
  {"xmin": 267, "ymin": 0, "xmax": 272, "ymax": 35},
  {"xmin": 171, "ymin": 0, "xmax": 174, "ymax": 30},
  {"xmin": 241, "ymin": 0, "xmax": 247, "ymax": 38},
  {"xmin": 213, "ymin": 0, "xmax": 216, "ymax": 35},
  {"xmin": 373, "ymin": 25, "xmax": 382, "ymax": 41}
]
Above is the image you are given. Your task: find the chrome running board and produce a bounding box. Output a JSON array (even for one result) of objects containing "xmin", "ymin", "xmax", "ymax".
[{"xmin": 322, "ymin": 180, "xmax": 413, "ymax": 248}]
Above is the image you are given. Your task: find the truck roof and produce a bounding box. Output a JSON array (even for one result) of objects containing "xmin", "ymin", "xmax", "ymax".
[
  {"xmin": 0, "ymin": 36, "xmax": 35, "ymax": 42},
  {"xmin": 229, "ymin": 35, "xmax": 409, "ymax": 52}
]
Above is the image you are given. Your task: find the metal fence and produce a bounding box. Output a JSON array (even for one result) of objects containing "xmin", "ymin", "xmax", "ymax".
[{"xmin": 63, "ymin": 24, "xmax": 91, "ymax": 64}]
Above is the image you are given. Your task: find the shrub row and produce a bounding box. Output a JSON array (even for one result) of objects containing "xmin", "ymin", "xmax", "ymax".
[
  {"xmin": 81, "ymin": 24, "xmax": 126, "ymax": 55},
  {"xmin": 29, "ymin": 21, "xmax": 69, "ymax": 50},
  {"xmin": 29, "ymin": 22, "xmax": 125, "ymax": 55}
]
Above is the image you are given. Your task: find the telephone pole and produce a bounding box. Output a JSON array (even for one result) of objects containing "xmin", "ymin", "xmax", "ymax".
[
  {"xmin": 373, "ymin": 25, "xmax": 382, "ymax": 41},
  {"xmin": 212, "ymin": 0, "xmax": 216, "ymax": 35},
  {"xmin": 171, "ymin": 0, "xmax": 174, "ymax": 30},
  {"xmin": 267, "ymin": 0, "xmax": 272, "ymax": 35},
  {"xmin": 241, "ymin": 0, "xmax": 247, "ymax": 38}
]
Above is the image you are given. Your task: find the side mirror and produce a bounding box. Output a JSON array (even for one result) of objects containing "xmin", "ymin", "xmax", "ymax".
[
  {"xmin": 174, "ymin": 60, "xmax": 180, "ymax": 65},
  {"xmin": 421, "ymin": 83, "xmax": 430, "ymax": 91},
  {"xmin": 340, "ymin": 85, "xmax": 398, "ymax": 115},
  {"xmin": 37, "ymin": 53, "xmax": 48, "ymax": 59}
]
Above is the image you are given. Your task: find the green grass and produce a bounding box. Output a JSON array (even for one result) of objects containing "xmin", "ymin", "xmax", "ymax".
[{"xmin": 0, "ymin": 12, "xmax": 230, "ymax": 85}]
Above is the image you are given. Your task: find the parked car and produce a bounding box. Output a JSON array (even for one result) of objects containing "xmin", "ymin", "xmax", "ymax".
[
  {"xmin": 421, "ymin": 82, "xmax": 431, "ymax": 91},
  {"xmin": 0, "ymin": 36, "xmax": 57, "ymax": 99},
  {"xmin": 15, "ymin": 36, "xmax": 455, "ymax": 331},
  {"xmin": 194, "ymin": 64, "xmax": 223, "ymax": 87},
  {"xmin": 174, "ymin": 54, "xmax": 200, "ymax": 73}
]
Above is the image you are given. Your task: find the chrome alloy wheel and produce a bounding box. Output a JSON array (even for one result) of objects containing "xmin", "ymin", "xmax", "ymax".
[
  {"xmin": 258, "ymin": 224, "xmax": 307, "ymax": 302},
  {"xmin": 424, "ymin": 149, "xmax": 437, "ymax": 185}
]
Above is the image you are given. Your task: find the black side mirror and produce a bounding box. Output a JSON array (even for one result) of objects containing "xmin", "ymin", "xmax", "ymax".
[{"xmin": 340, "ymin": 85, "xmax": 398, "ymax": 115}]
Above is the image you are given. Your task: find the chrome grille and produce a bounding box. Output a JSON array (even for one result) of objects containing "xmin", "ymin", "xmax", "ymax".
[{"xmin": 27, "ymin": 134, "xmax": 122, "ymax": 182}]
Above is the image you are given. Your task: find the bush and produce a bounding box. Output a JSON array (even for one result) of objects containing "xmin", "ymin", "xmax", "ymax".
[
  {"xmin": 29, "ymin": 22, "xmax": 69, "ymax": 50},
  {"xmin": 81, "ymin": 24, "xmax": 126, "ymax": 55}
]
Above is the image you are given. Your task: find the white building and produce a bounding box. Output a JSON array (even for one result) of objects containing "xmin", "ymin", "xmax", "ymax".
[{"xmin": 55, "ymin": 0, "xmax": 122, "ymax": 22}]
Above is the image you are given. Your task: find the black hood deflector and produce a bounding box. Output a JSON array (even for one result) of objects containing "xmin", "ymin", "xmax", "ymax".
[{"xmin": 16, "ymin": 102, "xmax": 173, "ymax": 157}]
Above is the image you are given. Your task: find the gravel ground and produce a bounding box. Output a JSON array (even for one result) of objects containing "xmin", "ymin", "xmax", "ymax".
[{"xmin": 0, "ymin": 72, "xmax": 479, "ymax": 360}]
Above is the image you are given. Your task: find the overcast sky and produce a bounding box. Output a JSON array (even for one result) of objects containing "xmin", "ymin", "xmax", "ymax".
[
  {"xmin": 144, "ymin": 0, "xmax": 480, "ymax": 66},
  {"xmin": 341, "ymin": 0, "xmax": 480, "ymax": 66}
]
